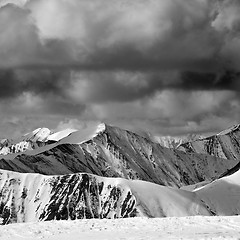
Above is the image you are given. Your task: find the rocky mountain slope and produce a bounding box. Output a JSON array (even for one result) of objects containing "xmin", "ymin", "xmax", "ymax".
[
  {"xmin": 0, "ymin": 124, "xmax": 236, "ymax": 188},
  {"xmin": 0, "ymin": 169, "xmax": 212, "ymax": 224},
  {"xmin": 178, "ymin": 124, "xmax": 240, "ymax": 161},
  {"xmin": 2, "ymin": 164, "xmax": 240, "ymax": 224},
  {"xmin": 0, "ymin": 123, "xmax": 240, "ymax": 225}
]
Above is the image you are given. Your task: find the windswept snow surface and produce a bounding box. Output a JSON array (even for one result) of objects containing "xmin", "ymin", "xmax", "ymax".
[
  {"xmin": 46, "ymin": 128, "xmax": 77, "ymax": 142},
  {"xmin": 56, "ymin": 122, "xmax": 106, "ymax": 144},
  {"xmin": 1, "ymin": 216, "xmax": 240, "ymax": 240},
  {"xmin": 195, "ymin": 167, "xmax": 240, "ymax": 216}
]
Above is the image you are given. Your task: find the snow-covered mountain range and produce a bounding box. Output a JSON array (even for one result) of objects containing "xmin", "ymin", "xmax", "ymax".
[
  {"xmin": 0, "ymin": 123, "xmax": 240, "ymax": 225},
  {"xmin": 1, "ymin": 163, "xmax": 240, "ymax": 224},
  {"xmin": 0, "ymin": 123, "xmax": 236, "ymax": 188}
]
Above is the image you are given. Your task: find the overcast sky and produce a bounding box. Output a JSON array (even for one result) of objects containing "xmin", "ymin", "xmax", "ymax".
[{"xmin": 0, "ymin": 0, "xmax": 239, "ymax": 138}]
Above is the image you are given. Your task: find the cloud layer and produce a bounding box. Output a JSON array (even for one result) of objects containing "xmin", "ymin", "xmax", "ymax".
[
  {"xmin": 0, "ymin": 0, "xmax": 238, "ymax": 71},
  {"xmin": 0, "ymin": 0, "xmax": 240, "ymax": 137}
]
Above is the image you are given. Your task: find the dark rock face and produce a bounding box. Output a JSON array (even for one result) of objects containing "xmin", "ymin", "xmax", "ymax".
[
  {"xmin": 39, "ymin": 174, "xmax": 136, "ymax": 221},
  {"xmin": 0, "ymin": 172, "xmax": 138, "ymax": 224},
  {"xmin": 0, "ymin": 125, "xmax": 236, "ymax": 188}
]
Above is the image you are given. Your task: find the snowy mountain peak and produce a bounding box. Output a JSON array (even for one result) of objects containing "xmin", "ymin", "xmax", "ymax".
[
  {"xmin": 96, "ymin": 122, "xmax": 106, "ymax": 134},
  {"xmin": 0, "ymin": 122, "xmax": 108, "ymax": 156},
  {"xmin": 23, "ymin": 127, "xmax": 51, "ymax": 142},
  {"xmin": 0, "ymin": 127, "xmax": 52, "ymax": 156}
]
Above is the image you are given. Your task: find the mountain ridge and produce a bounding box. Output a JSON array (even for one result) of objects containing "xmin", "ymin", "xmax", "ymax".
[
  {"xmin": 1, "ymin": 164, "xmax": 240, "ymax": 224},
  {"xmin": 0, "ymin": 169, "xmax": 212, "ymax": 224},
  {"xmin": 0, "ymin": 123, "xmax": 240, "ymax": 225},
  {"xmin": 0, "ymin": 123, "xmax": 236, "ymax": 188},
  {"xmin": 178, "ymin": 124, "xmax": 240, "ymax": 161}
]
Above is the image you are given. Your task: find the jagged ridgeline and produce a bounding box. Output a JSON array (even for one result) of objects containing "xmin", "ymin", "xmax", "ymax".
[
  {"xmin": 0, "ymin": 123, "xmax": 240, "ymax": 224},
  {"xmin": 0, "ymin": 124, "xmax": 237, "ymax": 187},
  {"xmin": 178, "ymin": 124, "xmax": 240, "ymax": 160},
  {"xmin": 0, "ymin": 171, "xmax": 136, "ymax": 224},
  {"xmin": 0, "ymin": 170, "xmax": 212, "ymax": 224}
]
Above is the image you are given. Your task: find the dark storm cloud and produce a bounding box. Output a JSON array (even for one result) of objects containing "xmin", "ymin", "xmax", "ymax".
[
  {"xmin": 66, "ymin": 70, "xmax": 240, "ymax": 104},
  {"xmin": 0, "ymin": 68, "xmax": 240, "ymax": 105},
  {"xmin": 44, "ymin": 98, "xmax": 86, "ymax": 116},
  {"xmin": 0, "ymin": 69, "xmax": 69, "ymax": 99},
  {"xmin": 0, "ymin": 0, "xmax": 236, "ymax": 71},
  {"xmin": 1, "ymin": 0, "xmax": 240, "ymax": 139},
  {"xmin": 0, "ymin": 4, "xmax": 78, "ymax": 68},
  {"xmin": 0, "ymin": 1, "xmax": 239, "ymax": 93},
  {"xmin": 39, "ymin": 0, "xmax": 221, "ymax": 73},
  {"xmin": 0, "ymin": 0, "xmax": 239, "ymax": 111},
  {"xmin": 0, "ymin": 68, "xmax": 85, "ymax": 116},
  {"xmin": 179, "ymin": 71, "xmax": 240, "ymax": 91}
]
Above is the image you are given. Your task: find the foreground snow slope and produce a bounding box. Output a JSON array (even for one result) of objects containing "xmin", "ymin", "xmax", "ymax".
[
  {"xmin": 0, "ymin": 169, "xmax": 211, "ymax": 224},
  {"xmin": 178, "ymin": 124, "xmax": 240, "ymax": 160},
  {"xmin": 1, "ymin": 216, "xmax": 240, "ymax": 240},
  {"xmin": 0, "ymin": 124, "xmax": 235, "ymax": 188},
  {"xmin": 196, "ymin": 167, "xmax": 240, "ymax": 216}
]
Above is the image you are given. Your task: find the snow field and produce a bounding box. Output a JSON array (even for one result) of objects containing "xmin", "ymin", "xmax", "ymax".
[{"xmin": 1, "ymin": 216, "xmax": 240, "ymax": 240}]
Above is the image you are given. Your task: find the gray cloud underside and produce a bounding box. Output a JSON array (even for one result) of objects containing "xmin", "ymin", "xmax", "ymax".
[
  {"xmin": 0, "ymin": 1, "xmax": 237, "ymax": 72},
  {"xmin": 0, "ymin": 69, "xmax": 239, "ymax": 104},
  {"xmin": 0, "ymin": 0, "xmax": 239, "ymax": 101},
  {"xmin": 0, "ymin": 0, "xmax": 240, "ymax": 137}
]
